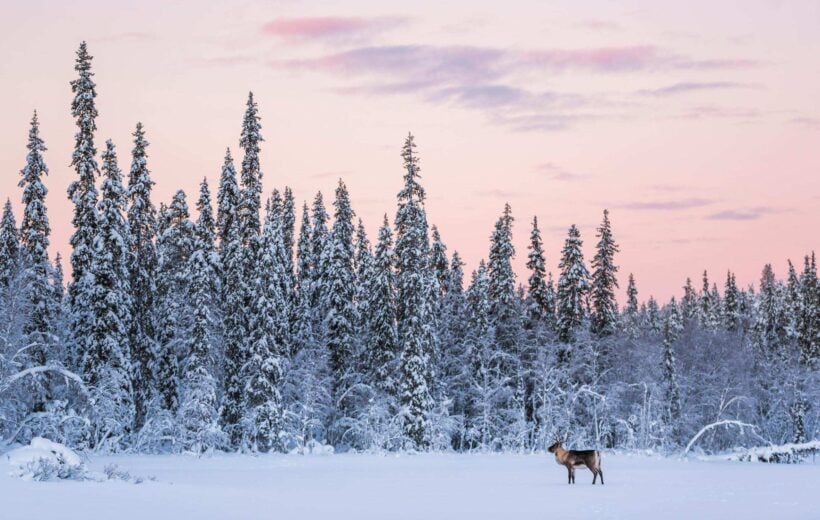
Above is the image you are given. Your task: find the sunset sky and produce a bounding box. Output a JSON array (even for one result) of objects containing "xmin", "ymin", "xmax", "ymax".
[{"xmin": 0, "ymin": 0, "xmax": 817, "ymax": 303}]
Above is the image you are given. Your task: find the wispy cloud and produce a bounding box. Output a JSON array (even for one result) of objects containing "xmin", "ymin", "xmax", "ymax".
[
  {"xmin": 575, "ymin": 19, "xmax": 621, "ymax": 31},
  {"xmin": 705, "ymin": 206, "xmax": 787, "ymax": 221},
  {"xmin": 271, "ymin": 42, "xmax": 759, "ymax": 132},
  {"xmin": 261, "ymin": 16, "xmax": 407, "ymax": 43},
  {"xmin": 789, "ymin": 116, "xmax": 820, "ymax": 129},
  {"xmin": 639, "ymin": 81, "xmax": 758, "ymax": 97},
  {"xmin": 617, "ymin": 198, "xmax": 715, "ymax": 210},
  {"xmin": 535, "ymin": 162, "xmax": 590, "ymax": 181},
  {"xmin": 96, "ymin": 32, "xmax": 154, "ymax": 43}
]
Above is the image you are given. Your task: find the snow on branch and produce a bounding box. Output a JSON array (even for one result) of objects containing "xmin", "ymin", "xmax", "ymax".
[
  {"xmin": 0, "ymin": 365, "xmax": 88, "ymax": 396},
  {"xmin": 682, "ymin": 420, "xmax": 757, "ymax": 456},
  {"xmin": 722, "ymin": 440, "xmax": 820, "ymax": 464}
]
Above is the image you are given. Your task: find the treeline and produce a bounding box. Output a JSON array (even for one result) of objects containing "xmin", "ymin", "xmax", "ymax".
[{"xmin": 0, "ymin": 43, "xmax": 817, "ymax": 454}]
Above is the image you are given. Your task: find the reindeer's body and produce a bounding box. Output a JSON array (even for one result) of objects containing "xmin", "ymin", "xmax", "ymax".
[{"xmin": 547, "ymin": 442, "xmax": 604, "ymax": 485}]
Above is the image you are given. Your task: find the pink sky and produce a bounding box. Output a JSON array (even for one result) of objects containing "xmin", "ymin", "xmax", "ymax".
[{"xmin": 0, "ymin": 0, "xmax": 818, "ymax": 303}]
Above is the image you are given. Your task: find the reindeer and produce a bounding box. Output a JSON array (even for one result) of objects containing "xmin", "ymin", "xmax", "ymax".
[{"xmin": 547, "ymin": 440, "xmax": 604, "ymax": 485}]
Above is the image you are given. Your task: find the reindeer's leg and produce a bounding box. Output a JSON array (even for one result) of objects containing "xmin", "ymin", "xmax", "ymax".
[
  {"xmin": 599, "ymin": 469, "xmax": 604, "ymax": 485},
  {"xmin": 591, "ymin": 464, "xmax": 597, "ymax": 485},
  {"xmin": 567, "ymin": 466, "xmax": 572, "ymax": 484},
  {"xmin": 571, "ymin": 467, "xmax": 576, "ymax": 484}
]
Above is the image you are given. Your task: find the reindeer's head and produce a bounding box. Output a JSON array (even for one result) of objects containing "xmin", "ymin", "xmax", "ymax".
[{"xmin": 547, "ymin": 440, "xmax": 562, "ymax": 453}]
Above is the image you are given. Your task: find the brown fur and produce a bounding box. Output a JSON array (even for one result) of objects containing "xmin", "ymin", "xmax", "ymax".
[{"xmin": 547, "ymin": 441, "xmax": 604, "ymax": 485}]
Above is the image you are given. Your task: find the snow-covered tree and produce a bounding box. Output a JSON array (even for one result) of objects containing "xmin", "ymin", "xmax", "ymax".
[
  {"xmin": 84, "ymin": 139, "xmax": 135, "ymax": 447},
  {"xmin": 216, "ymin": 149, "xmax": 246, "ymax": 447},
  {"xmin": 797, "ymin": 253, "xmax": 818, "ymax": 367},
  {"xmin": 242, "ymin": 196, "xmax": 286, "ymax": 452},
  {"xmin": 326, "ymin": 181, "xmax": 357, "ymax": 436},
  {"xmin": 155, "ymin": 190, "xmax": 195, "ymax": 413},
  {"xmin": 556, "ymin": 225, "xmax": 590, "ymax": 346},
  {"xmin": 367, "ymin": 215, "xmax": 399, "ymax": 394},
  {"xmin": 67, "ymin": 42, "xmax": 100, "ymax": 374},
  {"xmin": 395, "ymin": 134, "xmax": 433, "ymax": 448},
  {"xmin": 126, "ymin": 123, "xmax": 158, "ymax": 429},
  {"xmin": 623, "ymin": 273, "xmax": 639, "ymax": 337},
  {"xmin": 178, "ymin": 179, "xmax": 224, "ymax": 453},
  {"xmin": 662, "ymin": 300, "xmax": 683, "ymax": 444},
  {"xmin": 590, "ymin": 209, "xmax": 619, "ymax": 337},
  {"xmin": 18, "ymin": 112, "xmax": 56, "ymax": 414},
  {"xmin": 723, "ymin": 271, "xmax": 740, "ymax": 332},
  {"xmin": 0, "ymin": 200, "xmax": 20, "ymax": 291}
]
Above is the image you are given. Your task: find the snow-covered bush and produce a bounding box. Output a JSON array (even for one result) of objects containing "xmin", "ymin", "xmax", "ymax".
[
  {"xmin": 723, "ymin": 440, "xmax": 820, "ymax": 464},
  {"xmin": 6, "ymin": 437, "xmax": 86, "ymax": 481}
]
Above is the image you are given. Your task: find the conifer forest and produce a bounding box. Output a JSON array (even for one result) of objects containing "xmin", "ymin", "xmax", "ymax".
[{"xmin": 1, "ymin": 43, "xmax": 818, "ymax": 457}]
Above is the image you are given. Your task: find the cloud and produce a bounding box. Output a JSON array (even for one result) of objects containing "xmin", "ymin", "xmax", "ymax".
[
  {"xmin": 705, "ymin": 206, "xmax": 786, "ymax": 221},
  {"xmin": 638, "ymin": 81, "xmax": 758, "ymax": 97},
  {"xmin": 535, "ymin": 162, "xmax": 590, "ymax": 181},
  {"xmin": 789, "ymin": 116, "xmax": 820, "ymax": 129},
  {"xmin": 273, "ymin": 42, "xmax": 759, "ymax": 132},
  {"xmin": 96, "ymin": 32, "xmax": 153, "ymax": 43},
  {"xmin": 261, "ymin": 16, "xmax": 407, "ymax": 42},
  {"xmin": 617, "ymin": 198, "xmax": 715, "ymax": 210},
  {"xmin": 575, "ymin": 19, "xmax": 621, "ymax": 31}
]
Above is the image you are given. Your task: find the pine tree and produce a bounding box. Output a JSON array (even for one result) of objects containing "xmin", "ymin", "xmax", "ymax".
[
  {"xmin": 19, "ymin": 111, "xmax": 55, "ymax": 412},
  {"xmin": 238, "ymin": 92, "xmax": 263, "ymax": 243},
  {"xmin": 179, "ymin": 179, "xmax": 224, "ymax": 452},
  {"xmin": 785, "ymin": 261, "xmax": 801, "ymax": 339},
  {"xmin": 464, "ymin": 261, "xmax": 492, "ymax": 448},
  {"xmin": 155, "ymin": 190, "xmax": 195, "ymax": 413},
  {"xmin": 216, "ymin": 149, "xmax": 246, "ymax": 446},
  {"xmin": 681, "ymin": 277, "xmax": 698, "ymax": 324},
  {"xmin": 430, "ymin": 226, "xmax": 449, "ymax": 294},
  {"xmin": 556, "ymin": 225, "xmax": 590, "ymax": 346},
  {"xmin": 753, "ymin": 264, "xmax": 788, "ymax": 360},
  {"xmin": 67, "ymin": 42, "xmax": 100, "ymax": 373},
  {"xmin": 526, "ymin": 216, "xmax": 549, "ymax": 325},
  {"xmin": 395, "ymin": 133, "xmax": 433, "ymax": 448},
  {"xmin": 590, "ymin": 209, "xmax": 619, "ymax": 337},
  {"xmin": 367, "ymin": 215, "xmax": 399, "ymax": 394},
  {"xmin": 354, "ymin": 218, "xmax": 373, "ymax": 349},
  {"xmin": 488, "ymin": 204, "xmax": 519, "ymax": 352},
  {"xmin": 87, "ymin": 139, "xmax": 135, "ymax": 445},
  {"xmin": 126, "ymin": 122, "xmax": 158, "ymax": 429},
  {"xmin": 624, "ymin": 273, "xmax": 639, "ymax": 337},
  {"xmin": 242, "ymin": 196, "xmax": 286, "ymax": 452},
  {"xmin": 326, "ymin": 180, "xmax": 357, "ymax": 427},
  {"xmin": 309, "ymin": 192, "xmax": 330, "ymax": 313},
  {"xmin": 0, "ymin": 200, "xmax": 20, "ymax": 291},
  {"xmin": 797, "ymin": 253, "xmax": 818, "ymax": 367},
  {"xmin": 662, "ymin": 299, "xmax": 683, "ymax": 444},
  {"xmin": 723, "ymin": 271, "xmax": 740, "ymax": 332}
]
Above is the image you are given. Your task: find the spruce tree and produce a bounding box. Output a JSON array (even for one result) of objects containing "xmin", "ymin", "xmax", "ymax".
[
  {"xmin": 367, "ymin": 215, "xmax": 399, "ymax": 394},
  {"xmin": 179, "ymin": 179, "xmax": 224, "ymax": 452},
  {"xmin": 797, "ymin": 253, "xmax": 818, "ymax": 367},
  {"xmin": 243, "ymin": 196, "xmax": 286, "ymax": 452},
  {"xmin": 67, "ymin": 42, "xmax": 100, "ymax": 373},
  {"xmin": 526, "ymin": 216, "xmax": 549, "ymax": 325},
  {"xmin": 19, "ymin": 111, "xmax": 55, "ymax": 412},
  {"xmin": 126, "ymin": 122, "xmax": 158, "ymax": 429},
  {"xmin": 662, "ymin": 299, "xmax": 683, "ymax": 444},
  {"xmin": 326, "ymin": 180, "xmax": 357, "ymax": 428},
  {"xmin": 430, "ymin": 226, "xmax": 449, "ymax": 294},
  {"xmin": 395, "ymin": 133, "xmax": 433, "ymax": 448},
  {"xmin": 590, "ymin": 209, "xmax": 619, "ymax": 337},
  {"xmin": 723, "ymin": 271, "xmax": 740, "ymax": 332},
  {"xmin": 0, "ymin": 200, "xmax": 20, "ymax": 291},
  {"xmin": 238, "ymin": 92, "xmax": 263, "ymax": 242},
  {"xmin": 87, "ymin": 139, "xmax": 134, "ymax": 445},
  {"xmin": 155, "ymin": 190, "xmax": 195, "ymax": 413},
  {"xmin": 624, "ymin": 273, "xmax": 639, "ymax": 337},
  {"xmin": 216, "ymin": 149, "xmax": 246, "ymax": 446},
  {"xmin": 556, "ymin": 225, "xmax": 590, "ymax": 346}
]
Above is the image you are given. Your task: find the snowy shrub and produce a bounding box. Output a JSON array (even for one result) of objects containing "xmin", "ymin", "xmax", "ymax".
[{"xmin": 6, "ymin": 437, "xmax": 86, "ymax": 481}]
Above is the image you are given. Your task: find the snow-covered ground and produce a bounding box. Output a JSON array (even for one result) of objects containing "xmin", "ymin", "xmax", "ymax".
[{"xmin": 1, "ymin": 451, "xmax": 817, "ymax": 519}]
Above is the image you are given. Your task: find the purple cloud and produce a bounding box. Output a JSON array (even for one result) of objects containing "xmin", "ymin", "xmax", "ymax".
[
  {"xmin": 535, "ymin": 162, "xmax": 589, "ymax": 181},
  {"xmin": 261, "ymin": 16, "xmax": 407, "ymax": 42},
  {"xmin": 706, "ymin": 206, "xmax": 786, "ymax": 221},
  {"xmin": 639, "ymin": 81, "xmax": 758, "ymax": 97},
  {"xmin": 617, "ymin": 198, "xmax": 715, "ymax": 210}
]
